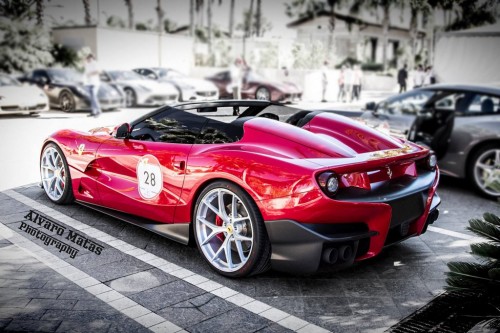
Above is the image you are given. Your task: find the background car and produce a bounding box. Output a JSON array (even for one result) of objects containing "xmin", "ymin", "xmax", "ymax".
[
  {"xmin": 100, "ymin": 70, "xmax": 179, "ymax": 107},
  {"xmin": 0, "ymin": 74, "xmax": 48, "ymax": 116},
  {"xmin": 133, "ymin": 67, "xmax": 218, "ymax": 102},
  {"xmin": 39, "ymin": 100, "xmax": 439, "ymax": 277},
  {"xmin": 20, "ymin": 68, "xmax": 124, "ymax": 112},
  {"xmin": 353, "ymin": 84, "xmax": 500, "ymax": 198},
  {"xmin": 206, "ymin": 69, "xmax": 302, "ymax": 102}
]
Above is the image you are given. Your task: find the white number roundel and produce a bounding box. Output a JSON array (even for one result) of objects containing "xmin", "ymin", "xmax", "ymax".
[{"xmin": 137, "ymin": 155, "xmax": 163, "ymax": 200}]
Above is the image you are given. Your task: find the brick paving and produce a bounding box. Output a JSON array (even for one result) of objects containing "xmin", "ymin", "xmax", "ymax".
[{"xmin": 0, "ymin": 178, "xmax": 498, "ymax": 333}]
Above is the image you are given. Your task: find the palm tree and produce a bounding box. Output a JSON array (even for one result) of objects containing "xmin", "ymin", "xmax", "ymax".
[
  {"xmin": 446, "ymin": 212, "xmax": 500, "ymax": 293},
  {"xmin": 82, "ymin": 0, "xmax": 91, "ymax": 25},
  {"xmin": 407, "ymin": 0, "xmax": 431, "ymax": 68},
  {"xmin": 247, "ymin": 0, "xmax": 254, "ymax": 37},
  {"xmin": 207, "ymin": 0, "xmax": 212, "ymax": 60},
  {"xmin": 189, "ymin": 0, "xmax": 195, "ymax": 36},
  {"xmin": 124, "ymin": 0, "xmax": 134, "ymax": 30},
  {"xmin": 156, "ymin": 0, "xmax": 164, "ymax": 33},
  {"xmin": 255, "ymin": 0, "xmax": 262, "ymax": 36},
  {"xmin": 229, "ymin": 0, "xmax": 235, "ymax": 38},
  {"xmin": 35, "ymin": 0, "xmax": 44, "ymax": 26}
]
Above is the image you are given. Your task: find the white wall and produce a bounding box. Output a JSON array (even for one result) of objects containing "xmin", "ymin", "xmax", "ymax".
[{"xmin": 52, "ymin": 27, "xmax": 194, "ymax": 73}]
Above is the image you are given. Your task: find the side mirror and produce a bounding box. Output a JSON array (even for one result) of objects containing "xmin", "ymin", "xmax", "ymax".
[
  {"xmin": 115, "ymin": 123, "xmax": 131, "ymax": 139},
  {"xmin": 147, "ymin": 73, "xmax": 156, "ymax": 80},
  {"xmin": 365, "ymin": 101, "xmax": 376, "ymax": 111}
]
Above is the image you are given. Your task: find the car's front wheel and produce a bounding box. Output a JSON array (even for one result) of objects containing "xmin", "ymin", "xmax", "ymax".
[
  {"xmin": 193, "ymin": 181, "xmax": 271, "ymax": 277},
  {"xmin": 469, "ymin": 145, "xmax": 500, "ymax": 198},
  {"xmin": 59, "ymin": 91, "xmax": 75, "ymax": 112},
  {"xmin": 40, "ymin": 143, "xmax": 74, "ymax": 204},
  {"xmin": 124, "ymin": 88, "xmax": 137, "ymax": 107}
]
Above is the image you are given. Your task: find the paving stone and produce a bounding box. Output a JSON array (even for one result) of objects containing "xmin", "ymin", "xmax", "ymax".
[
  {"xmin": 255, "ymin": 297, "xmax": 305, "ymax": 316},
  {"xmin": 72, "ymin": 299, "xmax": 117, "ymax": 312},
  {"xmin": 256, "ymin": 323, "xmax": 295, "ymax": 333},
  {"xmin": 4, "ymin": 318, "xmax": 61, "ymax": 332},
  {"xmin": 25, "ymin": 298, "xmax": 77, "ymax": 310},
  {"xmin": 107, "ymin": 317, "xmax": 151, "ymax": 333},
  {"xmin": 41, "ymin": 309, "xmax": 122, "ymax": 322},
  {"xmin": 188, "ymin": 307, "xmax": 270, "ymax": 333},
  {"xmin": 55, "ymin": 319, "xmax": 110, "ymax": 333},
  {"xmin": 0, "ymin": 297, "xmax": 31, "ymax": 308},
  {"xmin": 0, "ymin": 307, "xmax": 48, "ymax": 320},
  {"xmin": 341, "ymin": 279, "xmax": 390, "ymax": 298},
  {"xmin": 303, "ymin": 297, "xmax": 352, "ymax": 316},
  {"xmin": 57, "ymin": 290, "xmax": 101, "ymax": 301},
  {"xmin": 129, "ymin": 280, "xmax": 204, "ymax": 311},
  {"xmin": 300, "ymin": 279, "xmax": 346, "ymax": 297},
  {"xmin": 0, "ymin": 318, "xmax": 12, "ymax": 329},
  {"xmin": 107, "ymin": 268, "xmax": 176, "ymax": 295},
  {"xmin": 253, "ymin": 278, "xmax": 302, "ymax": 297},
  {"xmin": 382, "ymin": 279, "xmax": 435, "ymax": 298}
]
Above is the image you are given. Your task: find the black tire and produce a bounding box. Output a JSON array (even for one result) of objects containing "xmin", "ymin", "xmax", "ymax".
[
  {"xmin": 193, "ymin": 181, "xmax": 271, "ymax": 277},
  {"xmin": 124, "ymin": 88, "xmax": 137, "ymax": 107},
  {"xmin": 467, "ymin": 144, "xmax": 500, "ymax": 199},
  {"xmin": 40, "ymin": 143, "xmax": 75, "ymax": 204},
  {"xmin": 59, "ymin": 90, "xmax": 76, "ymax": 112},
  {"xmin": 255, "ymin": 87, "xmax": 271, "ymax": 101}
]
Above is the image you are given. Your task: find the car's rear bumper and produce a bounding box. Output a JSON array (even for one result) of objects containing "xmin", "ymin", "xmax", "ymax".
[{"xmin": 263, "ymin": 170, "xmax": 440, "ymax": 274}]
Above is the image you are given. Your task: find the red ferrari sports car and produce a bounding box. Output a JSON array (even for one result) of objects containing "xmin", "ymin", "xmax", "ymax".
[{"xmin": 40, "ymin": 100, "xmax": 440, "ymax": 277}]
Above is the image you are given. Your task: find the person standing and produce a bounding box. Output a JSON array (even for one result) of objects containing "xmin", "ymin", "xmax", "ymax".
[
  {"xmin": 229, "ymin": 57, "xmax": 243, "ymax": 100},
  {"xmin": 321, "ymin": 60, "xmax": 329, "ymax": 102},
  {"xmin": 337, "ymin": 66, "xmax": 346, "ymax": 102},
  {"xmin": 352, "ymin": 65, "xmax": 363, "ymax": 101},
  {"xmin": 424, "ymin": 65, "xmax": 436, "ymax": 86},
  {"xmin": 413, "ymin": 64, "xmax": 425, "ymax": 89},
  {"xmin": 84, "ymin": 53, "xmax": 101, "ymax": 117},
  {"xmin": 344, "ymin": 64, "xmax": 353, "ymax": 103},
  {"xmin": 397, "ymin": 64, "xmax": 408, "ymax": 93}
]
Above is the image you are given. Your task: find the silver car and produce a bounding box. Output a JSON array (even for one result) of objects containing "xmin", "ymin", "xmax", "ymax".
[{"xmin": 358, "ymin": 84, "xmax": 500, "ymax": 198}]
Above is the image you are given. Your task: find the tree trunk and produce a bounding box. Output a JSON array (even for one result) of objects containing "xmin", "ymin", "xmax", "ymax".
[
  {"xmin": 248, "ymin": 0, "xmax": 254, "ymax": 37},
  {"xmin": 82, "ymin": 0, "xmax": 92, "ymax": 25},
  {"xmin": 124, "ymin": 0, "xmax": 134, "ymax": 30},
  {"xmin": 381, "ymin": 3, "xmax": 390, "ymax": 71},
  {"xmin": 255, "ymin": 0, "xmax": 262, "ymax": 37},
  {"xmin": 229, "ymin": 0, "xmax": 235, "ymax": 38},
  {"xmin": 409, "ymin": 7, "xmax": 418, "ymax": 69},
  {"xmin": 156, "ymin": 0, "xmax": 164, "ymax": 33},
  {"xmin": 207, "ymin": 0, "xmax": 213, "ymax": 65},
  {"xmin": 35, "ymin": 0, "xmax": 44, "ymax": 26},
  {"xmin": 189, "ymin": 0, "xmax": 195, "ymax": 36},
  {"xmin": 327, "ymin": 2, "xmax": 336, "ymax": 61}
]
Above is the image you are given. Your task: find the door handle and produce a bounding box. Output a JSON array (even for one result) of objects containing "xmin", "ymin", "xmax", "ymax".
[{"xmin": 173, "ymin": 161, "xmax": 186, "ymax": 171}]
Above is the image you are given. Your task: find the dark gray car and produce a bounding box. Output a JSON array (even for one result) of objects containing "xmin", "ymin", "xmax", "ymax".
[{"xmin": 357, "ymin": 84, "xmax": 500, "ymax": 198}]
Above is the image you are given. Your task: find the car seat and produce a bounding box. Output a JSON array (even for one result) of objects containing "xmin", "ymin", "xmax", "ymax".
[{"xmin": 481, "ymin": 98, "xmax": 494, "ymax": 114}]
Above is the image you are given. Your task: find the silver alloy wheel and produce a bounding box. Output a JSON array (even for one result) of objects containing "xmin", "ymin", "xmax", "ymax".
[
  {"xmin": 195, "ymin": 188, "xmax": 254, "ymax": 273},
  {"xmin": 40, "ymin": 146, "xmax": 67, "ymax": 201},
  {"xmin": 256, "ymin": 87, "xmax": 270, "ymax": 101},
  {"xmin": 473, "ymin": 148, "xmax": 500, "ymax": 197},
  {"xmin": 60, "ymin": 92, "xmax": 74, "ymax": 112},
  {"xmin": 124, "ymin": 88, "xmax": 136, "ymax": 107}
]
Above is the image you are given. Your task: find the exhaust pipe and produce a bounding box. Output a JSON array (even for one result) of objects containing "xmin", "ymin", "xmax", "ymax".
[
  {"xmin": 322, "ymin": 247, "xmax": 339, "ymax": 264},
  {"xmin": 339, "ymin": 245, "xmax": 353, "ymax": 261}
]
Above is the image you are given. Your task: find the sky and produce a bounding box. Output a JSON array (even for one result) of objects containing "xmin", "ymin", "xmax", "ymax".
[{"xmin": 44, "ymin": 0, "xmax": 296, "ymax": 38}]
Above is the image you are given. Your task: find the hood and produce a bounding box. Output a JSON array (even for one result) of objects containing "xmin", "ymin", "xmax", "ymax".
[
  {"xmin": 0, "ymin": 85, "xmax": 47, "ymax": 106},
  {"xmin": 165, "ymin": 77, "xmax": 217, "ymax": 91}
]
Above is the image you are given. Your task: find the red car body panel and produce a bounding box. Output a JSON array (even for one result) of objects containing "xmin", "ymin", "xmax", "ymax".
[{"xmin": 42, "ymin": 101, "xmax": 440, "ymax": 273}]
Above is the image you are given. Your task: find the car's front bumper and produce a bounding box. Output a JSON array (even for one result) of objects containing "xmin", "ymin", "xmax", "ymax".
[
  {"xmin": 0, "ymin": 103, "xmax": 49, "ymax": 114},
  {"xmin": 137, "ymin": 92, "xmax": 178, "ymax": 106},
  {"xmin": 263, "ymin": 169, "xmax": 440, "ymax": 274}
]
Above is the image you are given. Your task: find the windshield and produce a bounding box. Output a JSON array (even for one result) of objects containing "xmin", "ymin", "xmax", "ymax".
[
  {"xmin": 109, "ymin": 71, "xmax": 144, "ymax": 81},
  {"xmin": 48, "ymin": 69, "xmax": 83, "ymax": 83},
  {"xmin": 245, "ymin": 70, "xmax": 266, "ymax": 82},
  {"xmin": 154, "ymin": 68, "xmax": 186, "ymax": 79},
  {"xmin": 377, "ymin": 90, "xmax": 436, "ymax": 115},
  {"xmin": 0, "ymin": 75, "xmax": 21, "ymax": 87}
]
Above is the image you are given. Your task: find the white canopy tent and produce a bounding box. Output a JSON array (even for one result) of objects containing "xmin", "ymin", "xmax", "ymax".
[{"xmin": 434, "ymin": 22, "xmax": 500, "ymax": 84}]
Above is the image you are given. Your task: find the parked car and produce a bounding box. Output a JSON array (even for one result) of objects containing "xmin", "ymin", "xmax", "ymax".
[
  {"xmin": 133, "ymin": 67, "xmax": 218, "ymax": 102},
  {"xmin": 39, "ymin": 100, "xmax": 440, "ymax": 277},
  {"xmin": 350, "ymin": 84, "xmax": 500, "ymax": 198},
  {"xmin": 99, "ymin": 70, "xmax": 179, "ymax": 107},
  {"xmin": 0, "ymin": 74, "xmax": 48, "ymax": 116},
  {"xmin": 206, "ymin": 69, "xmax": 302, "ymax": 103},
  {"xmin": 20, "ymin": 68, "xmax": 124, "ymax": 112}
]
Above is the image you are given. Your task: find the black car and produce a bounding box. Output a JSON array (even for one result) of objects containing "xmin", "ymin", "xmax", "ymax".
[{"xmin": 20, "ymin": 68, "xmax": 124, "ymax": 112}]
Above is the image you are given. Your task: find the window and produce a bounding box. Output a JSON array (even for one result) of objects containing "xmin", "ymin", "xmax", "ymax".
[
  {"xmin": 376, "ymin": 90, "xmax": 435, "ymax": 115},
  {"xmin": 131, "ymin": 108, "xmax": 207, "ymax": 144},
  {"xmin": 465, "ymin": 94, "xmax": 499, "ymax": 115}
]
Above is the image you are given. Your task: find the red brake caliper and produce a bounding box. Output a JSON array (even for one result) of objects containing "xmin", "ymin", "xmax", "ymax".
[{"xmin": 215, "ymin": 215, "xmax": 225, "ymax": 241}]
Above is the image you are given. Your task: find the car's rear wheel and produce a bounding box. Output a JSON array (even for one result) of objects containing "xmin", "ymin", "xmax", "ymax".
[
  {"xmin": 193, "ymin": 181, "xmax": 270, "ymax": 277},
  {"xmin": 469, "ymin": 145, "xmax": 500, "ymax": 198},
  {"xmin": 255, "ymin": 87, "xmax": 270, "ymax": 101},
  {"xmin": 124, "ymin": 88, "xmax": 137, "ymax": 107},
  {"xmin": 40, "ymin": 143, "xmax": 74, "ymax": 204},
  {"xmin": 59, "ymin": 91, "xmax": 75, "ymax": 112}
]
